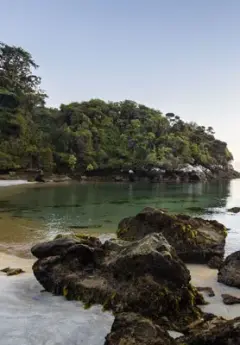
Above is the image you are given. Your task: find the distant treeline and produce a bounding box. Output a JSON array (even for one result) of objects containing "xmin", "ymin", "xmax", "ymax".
[{"xmin": 0, "ymin": 42, "xmax": 233, "ymax": 174}]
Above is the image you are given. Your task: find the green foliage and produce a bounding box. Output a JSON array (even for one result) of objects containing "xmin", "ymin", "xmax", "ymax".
[
  {"xmin": 0, "ymin": 42, "xmax": 234, "ymax": 174},
  {"xmin": 68, "ymin": 154, "xmax": 77, "ymax": 172}
]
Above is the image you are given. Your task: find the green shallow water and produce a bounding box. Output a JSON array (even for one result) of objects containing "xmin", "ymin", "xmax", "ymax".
[{"xmin": 0, "ymin": 180, "xmax": 240, "ymax": 255}]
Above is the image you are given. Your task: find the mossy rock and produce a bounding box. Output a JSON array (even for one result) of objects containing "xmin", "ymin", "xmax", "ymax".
[{"xmin": 117, "ymin": 208, "xmax": 226, "ymax": 264}]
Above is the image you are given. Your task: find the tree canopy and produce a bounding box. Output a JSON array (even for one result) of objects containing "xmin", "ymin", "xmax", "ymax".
[{"xmin": 0, "ymin": 43, "xmax": 233, "ymax": 173}]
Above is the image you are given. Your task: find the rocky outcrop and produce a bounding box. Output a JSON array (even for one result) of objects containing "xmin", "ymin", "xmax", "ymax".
[
  {"xmin": 222, "ymin": 294, "xmax": 240, "ymax": 305},
  {"xmin": 218, "ymin": 251, "xmax": 240, "ymax": 288},
  {"xmin": 104, "ymin": 312, "xmax": 176, "ymax": 345},
  {"xmin": 32, "ymin": 233, "xmax": 203, "ymax": 330},
  {"xmin": 117, "ymin": 208, "xmax": 227, "ymax": 263},
  {"xmin": 177, "ymin": 317, "xmax": 240, "ymax": 345}
]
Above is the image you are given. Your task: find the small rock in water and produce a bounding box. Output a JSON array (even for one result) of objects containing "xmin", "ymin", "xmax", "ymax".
[
  {"xmin": 222, "ymin": 294, "xmax": 240, "ymax": 305},
  {"xmin": 227, "ymin": 207, "xmax": 240, "ymax": 213},
  {"xmin": 1, "ymin": 267, "xmax": 25, "ymax": 276},
  {"xmin": 197, "ymin": 286, "xmax": 215, "ymax": 297}
]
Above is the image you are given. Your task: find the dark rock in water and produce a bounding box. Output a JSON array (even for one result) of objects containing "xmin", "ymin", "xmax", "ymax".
[
  {"xmin": 177, "ymin": 317, "xmax": 240, "ymax": 345},
  {"xmin": 196, "ymin": 286, "xmax": 215, "ymax": 297},
  {"xmin": 228, "ymin": 206, "xmax": 240, "ymax": 213},
  {"xmin": 222, "ymin": 294, "xmax": 240, "ymax": 305},
  {"xmin": 1, "ymin": 267, "xmax": 25, "ymax": 276},
  {"xmin": 208, "ymin": 256, "xmax": 223, "ymax": 269},
  {"xmin": 32, "ymin": 233, "xmax": 203, "ymax": 330},
  {"xmin": 35, "ymin": 170, "xmax": 45, "ymax": 183},
  {"xmin": 117, "ymin": 208, "xmax": 227, "ymax": 264},
  {"xmin": 104, "ymin": 312, "xmax": 176, "ymax": 345},
  {"xmin": 218, "ymin": 251, "xmax": 240, "ymax": 288}
]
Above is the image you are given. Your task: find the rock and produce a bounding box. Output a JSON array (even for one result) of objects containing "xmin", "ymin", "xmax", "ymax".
[
  {"xmin": 117, "ymin": 208, "xmax": 227, "ymax": 263},
  {"xmin": 35, "ymin": 169, "xmax": 45, "ymax": 183},
  {"xmin": 32, "ymin": 232, "xmax": 203, "ymax": 330},
  {"xmin": 104, "ymin": 312, "xmax": 176, "ymax": 345},
  {"xmin": 228, "ymin": 207, "xmax": 240, "ymax": 213},
  {"xmin": 218, "ymin": 251, "xmax": 240, "ymax": 288},
  {"xmin": 0, "ymin": 267, "xmax": 25, "ymax": 276},
  {"xmin": 196, "ymin": 287, "xmax": 215, "ymax": 297},
  {"xmin": 52, "ymin": 175, "xmax": 71, "ymax": 183},
  {"xmin": 176, "ymin": 317, "xmax": 240, "ymax": 345},
  {"xmin": 222, "ymin": 294, "xmax": 240, "ymax": 305},
  {"xmin": 208, "ymin": 256, "xmax": 223, "ymax": 269},
  {"xmin": 31, "ymin": 237, "xmax": 81, "ymax": 259}
]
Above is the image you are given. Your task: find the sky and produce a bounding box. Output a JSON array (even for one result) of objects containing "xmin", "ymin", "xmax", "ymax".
[{"xmin": 1, "ymin": 0, "xmax": 240, "ymax": 164}]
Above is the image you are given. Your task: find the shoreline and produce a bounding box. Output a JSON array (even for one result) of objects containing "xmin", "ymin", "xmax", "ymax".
[{"xmin": 1, "ymin": 166, "xmax": 240, "ymax": 186}]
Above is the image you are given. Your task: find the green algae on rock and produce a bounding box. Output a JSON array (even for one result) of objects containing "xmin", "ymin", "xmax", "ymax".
[
  {"xmin": 104, "ymin": 312, "xmax": 176, "ymax": 345},
  {"xmin": 31, "ymin": 233, "xmax": 204, "ymax": 331}
]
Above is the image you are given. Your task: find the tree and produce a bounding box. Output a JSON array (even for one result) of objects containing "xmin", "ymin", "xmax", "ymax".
[
  {"xmin": 0, "ymin": 42, "xmax": 235, "ymax": 174},
  {"xmin": 68, "ymin": 154, "xmax": 77, "ymax": 172},
  {"xmin": 0, "ymin": 42, "xmax": 46, "ymax": 107}
]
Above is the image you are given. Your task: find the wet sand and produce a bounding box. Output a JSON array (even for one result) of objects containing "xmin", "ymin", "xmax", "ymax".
[
  {"xmin": 0, "ymin": 252, "xmax": 34, "ymax": 273},
  {"xmin": 188, "ymin": 264, "xmax": 240, "ymax": 319}
]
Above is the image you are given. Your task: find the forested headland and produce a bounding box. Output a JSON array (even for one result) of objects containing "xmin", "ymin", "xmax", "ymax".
[{"xmin": 0, "ymin": 42, "xmax": 235, "ymax": 179}]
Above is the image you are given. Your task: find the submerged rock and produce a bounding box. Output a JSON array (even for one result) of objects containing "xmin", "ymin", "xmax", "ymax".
[
  {"xmin": 222, "ymin": 294, "xmax": 240, "ymax": 305},
  {"xmin": 218, "ymin": 251, "xmax": 240, "ymax": 288},
  {"xmin": 32, "ymin": 233, "xmax": 203, "ymax": 330},
  {"xmin": 104, "ymin": 312, "xmax": 176, "ymax": 345},
  {"xmin": 117, "ymin": 208, "xmax": 227, "ymax": 263},
  {"xmin": 0, "ymin": 267, "xmax": 25, "ymax": 276}
]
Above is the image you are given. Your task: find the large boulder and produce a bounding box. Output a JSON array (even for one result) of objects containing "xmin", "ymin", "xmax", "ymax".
[
  {"xmin": 32, "ymin": 233, "xmax": 203, "ymax": 330},
  {"xmin": 177, "ymin": 317, "xmax": 240, "ymax": 345},
  {"xmin": 117, "ymin": 208, "xmax": 227, "ymax": 263},
  {"xmin": 104, "ymin": 312, "xmax": 176, "ymax": 345},
  {"xmin": 218, "ymin": 251, "xmax": 240, "ymax": 288}
]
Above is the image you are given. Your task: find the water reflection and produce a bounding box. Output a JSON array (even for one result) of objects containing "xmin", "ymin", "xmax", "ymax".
[{"xmin": 0, "ymin": 180, "xmax": 240, "ymax": 255}]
